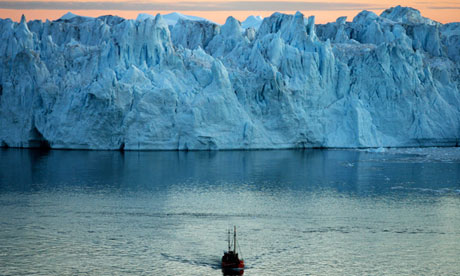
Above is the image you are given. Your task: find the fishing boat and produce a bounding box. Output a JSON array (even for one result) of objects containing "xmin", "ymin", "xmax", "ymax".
[{"xmin": 222, "ymin": 226, "xmax": 244, "ymax": 272}]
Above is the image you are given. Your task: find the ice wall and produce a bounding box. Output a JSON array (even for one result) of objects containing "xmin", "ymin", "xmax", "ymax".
[{"xmin": 0, "ymin": 6, "xmax": 459, "ymax": 150}]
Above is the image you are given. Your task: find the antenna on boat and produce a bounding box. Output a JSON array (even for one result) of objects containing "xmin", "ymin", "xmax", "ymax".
[
  {"xmin": 227, "ymin": 228, "xmax": 231, "ymax": 252},
  {"xmin": 234, "ymin": 226, "xmax": 237, "ymax": 253}
]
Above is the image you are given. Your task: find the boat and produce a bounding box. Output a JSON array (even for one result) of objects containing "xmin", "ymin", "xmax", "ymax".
[{"xmin": 222, "ymin": 226, "xmax": 244, "ymax": 273}]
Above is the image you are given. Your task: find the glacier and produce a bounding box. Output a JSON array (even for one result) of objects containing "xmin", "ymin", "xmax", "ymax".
[
  {"xmin": 136, "ymin": 12, "xmax": 215, "ymax": 26},
  {"xmin": 0, "ymin": 6, "xmax": 459, "ymax": 150}
]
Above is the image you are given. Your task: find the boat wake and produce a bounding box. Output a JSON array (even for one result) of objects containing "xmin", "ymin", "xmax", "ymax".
[{"xmin": 160, "ymin": 253, "xmax": 222, "ymax": 270}]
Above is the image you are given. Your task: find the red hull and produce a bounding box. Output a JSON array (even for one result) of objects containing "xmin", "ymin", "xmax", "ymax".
[{"xmin": 222, "ymin": 259, "xmax": 244, "ymax": 269}]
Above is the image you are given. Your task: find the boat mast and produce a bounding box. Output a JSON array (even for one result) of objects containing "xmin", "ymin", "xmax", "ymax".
[
  {"xmin": 234, "ymin": 226, "xmax": 237, "ymax": 253},
  {"xmin": 228, "ymin": 229, "xmax": 231, "ymax": 252}
]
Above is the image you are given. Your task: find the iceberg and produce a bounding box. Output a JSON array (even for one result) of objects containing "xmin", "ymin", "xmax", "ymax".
[{"xmin": 0, "ymin": 6, "xmax": 459, "ymax": 150}]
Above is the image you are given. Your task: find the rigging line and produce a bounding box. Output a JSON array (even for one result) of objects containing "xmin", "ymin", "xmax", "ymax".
[{"xmin": 237, "ymin": 237, "xmax": 244, "ymax": 259}]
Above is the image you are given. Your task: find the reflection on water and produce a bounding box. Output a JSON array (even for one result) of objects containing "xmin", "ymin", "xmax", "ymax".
[
  {"xmin": 2, "ymin": 148, "xmax": 459, "ymax": 194},
  {"xmin": 222, "ymin": 268, "xmax": 244, "ymax": 276},
  {"xmin": 0, "ymin": 148, "xmax": 459, "ymax": 275}
]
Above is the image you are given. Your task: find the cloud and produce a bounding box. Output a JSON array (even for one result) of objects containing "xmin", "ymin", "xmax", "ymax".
[
  {"xmin": 415, "ymin": 1, "xmax": 460, "ymax": 8},
  {"xmin": 416, "ymin": 1, "xmax": 460, "ymax": 4},
  {"xmin": 427, "ymin": 6, "xmax": 460, "ymax": 9},
  {"xmin": 0, "ymin": 1, "xmax": 382, "ymax": 11}
]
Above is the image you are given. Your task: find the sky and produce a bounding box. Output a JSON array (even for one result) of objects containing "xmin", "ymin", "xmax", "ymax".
[{"xmin": 0, "ymin": 0, "xmax": 459, "ymax": 24}]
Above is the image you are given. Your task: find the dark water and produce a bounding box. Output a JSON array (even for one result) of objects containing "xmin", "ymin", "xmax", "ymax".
[{"xmin": 0, "ymin": 148, "xmax": 459, "ymax": 275}]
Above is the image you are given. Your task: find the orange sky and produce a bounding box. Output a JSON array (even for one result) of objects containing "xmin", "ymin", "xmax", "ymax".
[{"xmin": 0, "ymin": 0, "xmax": 459, "ymax": 24}]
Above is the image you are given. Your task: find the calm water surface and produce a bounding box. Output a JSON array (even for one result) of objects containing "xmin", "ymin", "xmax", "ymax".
[{"xmin": 0, "ymin": 149, "xmax": 459, "ymax": 275}]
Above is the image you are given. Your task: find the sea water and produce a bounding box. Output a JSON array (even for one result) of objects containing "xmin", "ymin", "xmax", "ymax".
[{"xmin": 0, "ymin": 148, "xmax": 459, "ymax": 275}]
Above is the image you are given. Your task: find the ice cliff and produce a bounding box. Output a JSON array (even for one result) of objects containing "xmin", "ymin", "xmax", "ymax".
[{"xmin": 0, "ymin": 6, "xmax": 459, "ymax": 150}]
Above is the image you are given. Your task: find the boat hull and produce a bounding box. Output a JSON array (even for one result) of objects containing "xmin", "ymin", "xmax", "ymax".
[{"xmin": 222, "ymin": 259, "xmax": 244, "ymax": 269}]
